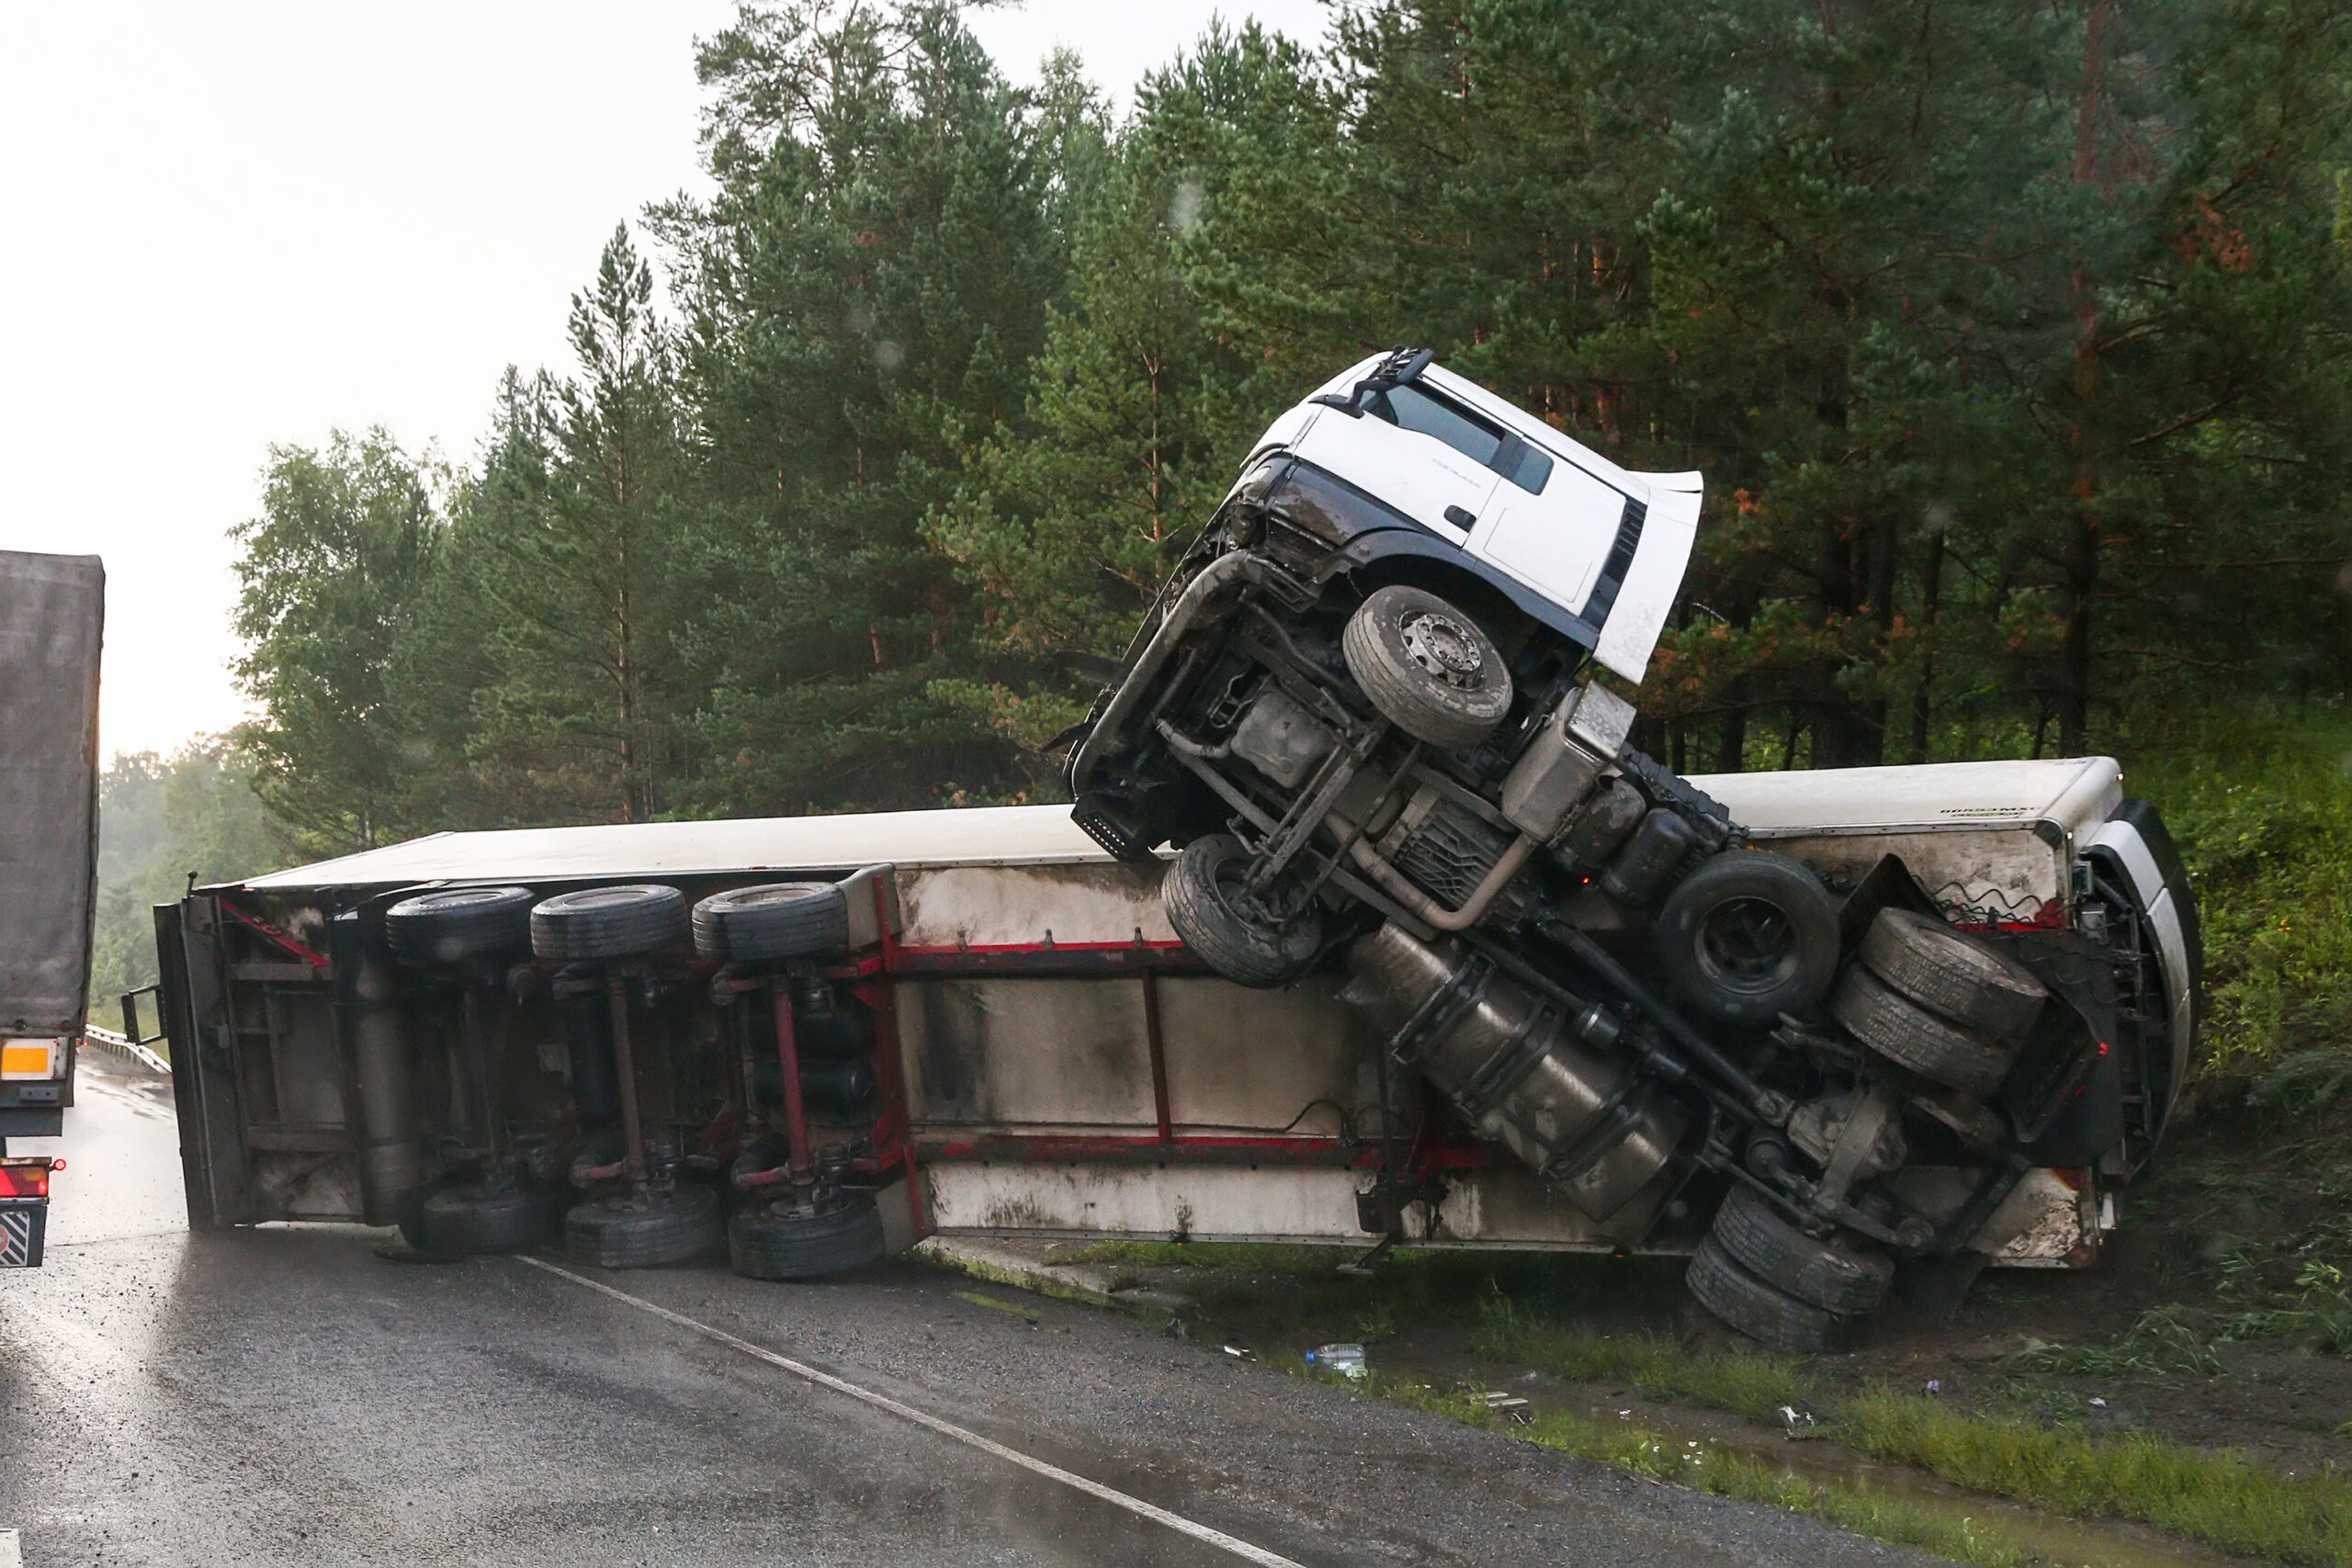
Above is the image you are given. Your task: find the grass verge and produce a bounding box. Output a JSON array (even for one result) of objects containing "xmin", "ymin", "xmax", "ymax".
[
  {"xmin": 1310, "ymin": 1363, "xmax": 2033, "ymax": 1568},
  {"xmin": 1478, "ymin": 1303, "xmax": 2352, "ymax": 1565}
]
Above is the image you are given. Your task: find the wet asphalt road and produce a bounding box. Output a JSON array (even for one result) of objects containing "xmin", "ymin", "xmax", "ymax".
[{"xmin": 0, "ymin": 1055, "xmax": 1940, "ymax": 1567}]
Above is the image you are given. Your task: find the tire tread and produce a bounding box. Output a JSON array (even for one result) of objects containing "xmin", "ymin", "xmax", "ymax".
[{"xmin": 1860, "ymin": 908, "xmax": 2046, "ymax": 1043}]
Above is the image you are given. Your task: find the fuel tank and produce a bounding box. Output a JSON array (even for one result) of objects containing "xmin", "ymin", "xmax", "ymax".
[{"xmin": 1342, "ymin": 922, "xmax": 1686, "ymax": 1234}]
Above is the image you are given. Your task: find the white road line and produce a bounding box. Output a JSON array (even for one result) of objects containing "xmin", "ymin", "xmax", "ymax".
[
  {"xmin": 519, "ymin": 1256, "xmax": 1303, "ymax": 1568},
  {"xmin": 0, "ymin": 1527, "xmax": 19, "ymax": 1568}
]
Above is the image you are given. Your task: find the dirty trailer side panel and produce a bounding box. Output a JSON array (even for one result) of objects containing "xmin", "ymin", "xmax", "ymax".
[{"xmin": 164, "ymin": 770, "xmax": 2122, "ymax": 1268}]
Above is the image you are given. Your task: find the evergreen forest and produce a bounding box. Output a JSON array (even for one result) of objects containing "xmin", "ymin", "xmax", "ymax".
[{"xmin": 211, "ymin": 0, "xmax": 2352, "ymax": 855}]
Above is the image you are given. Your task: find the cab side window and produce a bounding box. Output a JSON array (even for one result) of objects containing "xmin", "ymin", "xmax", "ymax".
[{"xmin": 1363, "ymin": 383, "xmax": 1552, "ymax": 495}]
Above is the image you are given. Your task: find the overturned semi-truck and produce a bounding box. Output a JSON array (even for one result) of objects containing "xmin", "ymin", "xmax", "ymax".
[
  {"xmin": 155, "ymin": 352, "xmax": 2199, "ymax": 1349},
  {"xmin": 1052, "ymin": 350, "xmax": 2199, "ymax": 1346},
  {"xmin": 154, "ymin": 755, "xmax": 2189, "ymax": 1344}
]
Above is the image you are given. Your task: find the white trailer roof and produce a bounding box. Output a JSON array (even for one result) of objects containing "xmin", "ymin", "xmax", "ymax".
[
  {"xmin": 231, "ymin": 805, "xmax": 1112, "ymax": 892},
  {"xmin": 1693, "ymin": 756, "xmax": 2120, "ymax": 840},
  {"xmin": 227, "ymin": 756, "xmax": 2123, "ymax": 894}
]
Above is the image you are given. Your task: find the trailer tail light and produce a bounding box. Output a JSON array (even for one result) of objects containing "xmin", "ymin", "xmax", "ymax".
[
  {"xmin": 1, "ymin": 1038, "xmax": 63, "ymax": 1079},
  {"xmin": 0, "ymin": 1160, "xmax": 50, "ymax": 1266},
  {"xmin": 0, "ymin": 1160, "xmax": 52, "ymax": 1200}
]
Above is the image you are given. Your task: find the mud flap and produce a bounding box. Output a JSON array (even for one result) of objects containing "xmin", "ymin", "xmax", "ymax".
[{"xmin": 0, "ymin": 1200, "xmax": 46, "ymax": 1268}]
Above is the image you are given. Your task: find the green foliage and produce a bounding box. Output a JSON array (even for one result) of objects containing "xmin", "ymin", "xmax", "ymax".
[
  {"xmin": 2124, "ymin": 711, "xmax": 2352, "ymax": 1081},
  {"xmin": 219, "ymin": 0, "xmax": 2352, "ymax": 854},
  {"xmin": 231, "ymin": 428, "xmax": 447, "ymax": 854},
  {"xmin": 2014, "ymin": 1304, "xmax": 2225, "ymax": 1378},
  {"xmin": 1473, "ymin": 1292, "xmax": 2352, "ymax": 1564},
  {"xmin": 1841, "ymin": 1390, "xmax": 2352, "ymax": 1564},
  {"xmin": 1472, "ymin": 1292, "xmax": 1806, "ymax": 1422},
  {"xmin": 90, "ymin": 742, "xmax": 288, "ymax": 1003},
  {"xmin": 1335, "ymin": 1369, "xmax": 2032, "ymax": 1567}
]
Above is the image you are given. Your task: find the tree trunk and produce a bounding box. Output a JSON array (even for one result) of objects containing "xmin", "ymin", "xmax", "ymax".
[
  {"xmin": 1909, "ymin": 533, "xmax": 1944, "ymax": 764},
  {"xmin": 2060, "ymin": 0, "xmax": 2113, "ymax": 758},
  {"xmin": 1716, "ymin": 698, "xmax": 1747, "ymax": 774}
]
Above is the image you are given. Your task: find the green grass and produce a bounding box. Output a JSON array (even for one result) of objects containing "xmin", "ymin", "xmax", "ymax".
[
  {"xmin": 2123, "ymin": 711, "xmax": 2352, "ymax": 1086},
  {"xmin": 2013, "ymin": 1305, "xmax": 2223, "ymax": 1378},
  {"xmin": 1843, "ymin": 1392, "xmax": 2352, "ymax": 1565},
  {"xmin": 1476, "ymin": 1301, "xmax": 2352, "ymax": 1565},
  {"xmin": 1307, "ymin": 1364, "xmax": 2033, "ymax": 1568},
  {"xmin": 1472, "ymin": 1292, "xmax": 1806, "ymax": 1421}
]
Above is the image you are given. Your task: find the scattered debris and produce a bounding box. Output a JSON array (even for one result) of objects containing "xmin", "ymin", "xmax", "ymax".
[
  {"xmin": 1780, "ymin": 1402, "xmax": 1820, "ymax": 1441},
  {"xmin": 1924, "ymin": 1379, "xmax": 1943, "ymax": 1396},
  {"xmin": 1307, "ymin": 1343, "xmax": 1367, "ymax": 1380},
  {"xmin": 1481, "ymin": 1391, "xmax": 1532, "ymax": 1425},
  {"xmin": 1221, "ymin": 1342, "xmax": 1256, "ymax": 1360}
]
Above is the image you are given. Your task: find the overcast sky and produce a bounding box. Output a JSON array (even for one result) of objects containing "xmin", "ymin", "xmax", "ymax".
[{"xmin": 0, "ymin": 1, "xmax": 1328, "ymax": 763}]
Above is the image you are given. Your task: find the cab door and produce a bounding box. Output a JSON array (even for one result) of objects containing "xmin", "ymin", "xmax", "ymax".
[
  {"xmin": 1289, "ymin": 400, "xmax": 1499, "ymax": 546},
  {"xmin": 1465, "ymin": 453, "xmax": 1637, "ymax": 626}
]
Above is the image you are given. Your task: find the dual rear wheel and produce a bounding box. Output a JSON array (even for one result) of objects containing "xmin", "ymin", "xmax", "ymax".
[{"xmin": 1692, "ymin": 910, "xmax": 2052, "ymax": 1350}]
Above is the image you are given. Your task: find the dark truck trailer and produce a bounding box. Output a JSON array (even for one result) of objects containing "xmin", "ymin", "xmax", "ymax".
[
  {"xmin": 153, "ymin": 758, "xmax": 2189, "ymax": 1321},
  {"xmin": 1, "ymin": 549, "xmax": 104, "ymax": 1267}
]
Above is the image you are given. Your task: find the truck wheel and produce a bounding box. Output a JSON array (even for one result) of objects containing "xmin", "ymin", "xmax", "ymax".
[
  {"xmin": 1341, "ymin": 586, "xmax": 1514, "ymax": 750},
  {"xmin": 693, "ymin": 882, "xmax": 850, "ymax": 963},
  {"xmin": 1686, "ymin": 1234, "xmax": 1849, "ymax": 1353},
  {"xmin": 530, "ymin": 885, "xmax": 689, "ymax": 963},
  {"xmin": 1860, "ymin": 908, "xmax": 2047, "ymax": 1045},
  {"xmin": 421, "ymin": 1181, "xmax": 560, "ymax": 1256},
  {"xmin": 564, "ymin": 1183, "xmax": 721, "ymax": 1268},
  {"xmin": 729, "ymin": 1191, "xmax": 888, "ymax": 1280},
  {"xmin": 386, "ymin": 886, "xmax": 536, "ymax": 964},
  {"xmin": 1164, "ymin": 834, "xmax": 1322, "ymax": 987},
  {"xmin": 1709, "ymin": 1184, "xmax": 1893, "ymax": 1315},
  {"xmin": 1655, "ymin": 852, "xmax": 1839, "ymax": 1027},
  {"xmin": 1830, "ymin": 965, "xmax": 2016, "ymax": 1097}
]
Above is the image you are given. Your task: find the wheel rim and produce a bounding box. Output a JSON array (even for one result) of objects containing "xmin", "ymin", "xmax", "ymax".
[
  {"xmin": 1398, "ymin": 611, "xmax": 1485, "ymax": 689},
  {"xmin": 1695, "ymin": 896, "xmax": 1800, "ymax": 996}
]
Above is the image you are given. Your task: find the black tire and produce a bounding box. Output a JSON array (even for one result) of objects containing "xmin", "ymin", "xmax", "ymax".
[
  {"xmin": 1860, "ymin": 908, "xmax": 2047, "ymax": 1044},
  {"xmin": 1830, "ymin": 964, "xmax": 2017, "ymax": 1097},
  {"xmin": 386, "ymin": 886, "xmax": 536, "ymax": 964},
  {"xmin": 693, "ymin": 882, "xmax": 850, "ymax": 963},
  {"xmin": 1163, "ymin": 834, "xmax": 1322, "ymax": 988},
  {"xmin": 421, "ymin": 1181, "xmax": 560, "ymax": 1256},
  {"xmin": 1340, "ymin": 585, "xmax": 1514, "ymax": 750},
  {"xmin": 729, "ymin": 1192, "xmax": 888, "ymax": 1280},
  {"xmin": 1655, "ymin": 852, "xmax": 1840, "ymax": 1027},
  {"xmin": 531, "ymin": 885, "xmax": 688, "ymax": 963},
  {"xmin": 1686, "ymin": 1234, "xmax": 1849, "ymax": 1353},
  {"xmin": 564, "ymin": 1184, "xmax": 721, "ymax": 1269},
  {"xmin": 1710, "ymin": 1184, "xmax": 1893, "ymax": 1315}
]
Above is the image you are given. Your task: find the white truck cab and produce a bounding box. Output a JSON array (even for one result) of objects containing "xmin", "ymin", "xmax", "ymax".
[{"xmin": 1242, "ymin": 350, "xmax": 1702, "ymax": 683}]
